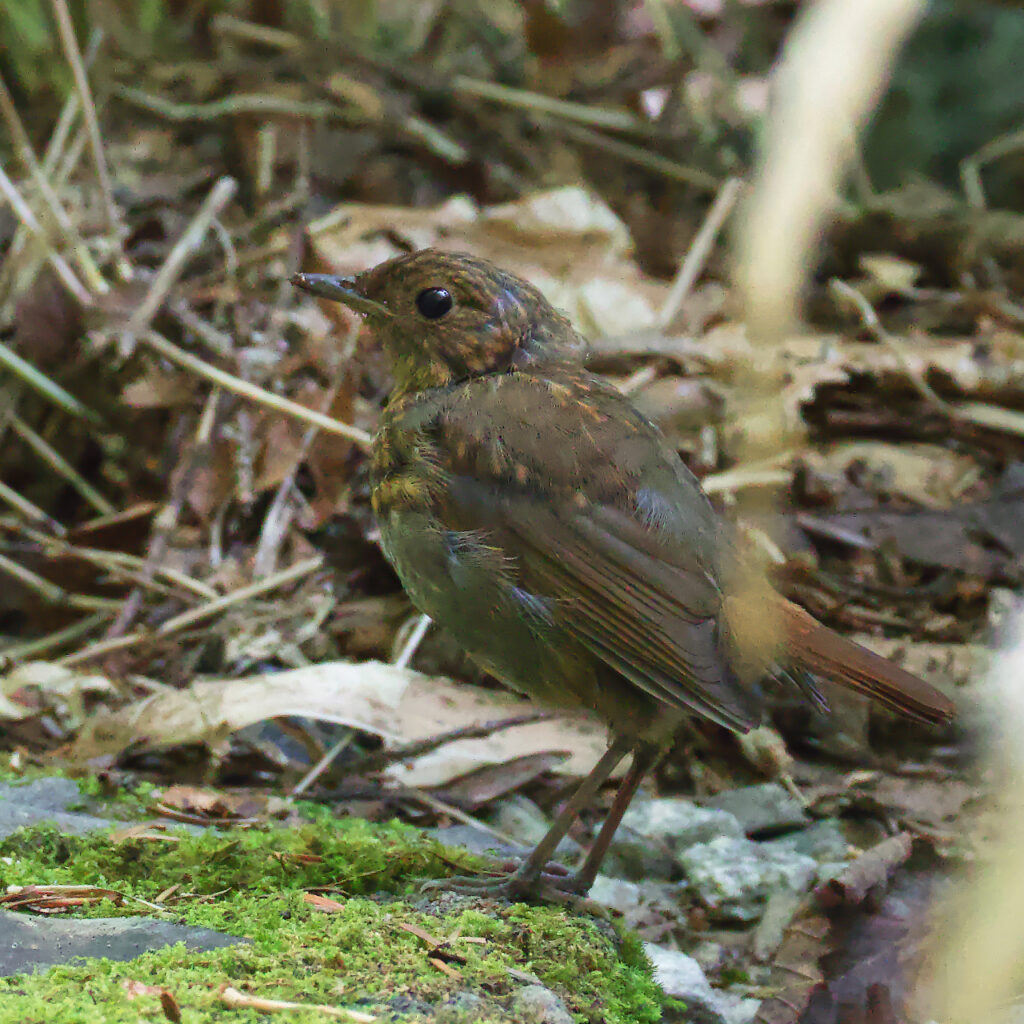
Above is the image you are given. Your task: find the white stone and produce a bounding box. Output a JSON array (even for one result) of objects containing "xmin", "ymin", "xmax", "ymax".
[
  {"xmin": 679, "ymin": 837, "xmax": 817, "ymax": 922},
  {"xmin": 645, "ymin": 944, "xmax": 728, "ymax": 1024}
]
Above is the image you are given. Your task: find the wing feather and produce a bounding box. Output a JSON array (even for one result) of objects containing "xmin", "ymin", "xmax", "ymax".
[{"xmin": 443, "ymin": 474, "xmax": 761, "ymax": 731}]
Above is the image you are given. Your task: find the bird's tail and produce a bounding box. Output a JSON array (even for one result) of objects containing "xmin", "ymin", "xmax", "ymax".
[{"xmin": 779, "ymin": 599, "xmax": 956, "ymax": 725}]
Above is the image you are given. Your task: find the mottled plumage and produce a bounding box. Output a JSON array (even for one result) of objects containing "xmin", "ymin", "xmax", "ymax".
[{"xmin": 293, "ymin": 250, "xmax": 955, "ymax": 902}]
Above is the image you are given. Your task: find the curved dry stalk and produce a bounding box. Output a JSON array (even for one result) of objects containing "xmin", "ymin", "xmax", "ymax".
[
  {"xmin": 138, "ymin": 330, "xmax": 373, "ymax": 448},
  {"xmin": 49, "ymin": 0, "xmax": 129, "ymax": 279},
  {"xmin": 0, "ymin": 166, "xmax": 93, "ymax": 307}
]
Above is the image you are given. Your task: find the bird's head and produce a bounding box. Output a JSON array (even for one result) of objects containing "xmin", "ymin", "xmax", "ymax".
[{"xmin": 293, "ymin": 249, "xmax": 585, "ymax": 392}]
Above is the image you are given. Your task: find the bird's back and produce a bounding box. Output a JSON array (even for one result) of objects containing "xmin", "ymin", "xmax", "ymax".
[{"xmin": 371, "ymin": 367, "xmax": 762, "ymax": 738}]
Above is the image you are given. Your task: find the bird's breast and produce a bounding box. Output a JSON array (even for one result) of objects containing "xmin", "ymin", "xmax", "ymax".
[{"xmin": 370, "ymin": 394, "xmax": 445, "ymax": 518}]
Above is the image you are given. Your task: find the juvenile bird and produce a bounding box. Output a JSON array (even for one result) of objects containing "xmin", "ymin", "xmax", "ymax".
[{"xmin": 292, "ymin": 250, "xmax": 955, "ymax": 903}]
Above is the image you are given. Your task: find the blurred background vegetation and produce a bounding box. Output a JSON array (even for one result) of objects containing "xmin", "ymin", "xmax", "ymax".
[{"xmin": 8, "ymin": 0, "xmax": 1024, "ymax": 203}]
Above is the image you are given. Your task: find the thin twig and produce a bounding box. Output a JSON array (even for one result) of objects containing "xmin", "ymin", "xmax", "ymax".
[
  {"xmin": 168, "ymin": 300, "xmax": 235, "ymax": 357},
  {"xmin": 0, "ymin": 611, "xmax": 110, "ymax": 665},
  {"xmin": 137, "ymin": 330, "xmax": 373, "ymax": 448},
  {"xmin": 0, "ymin": 30, "xmax": 102, "ymax": 310},
  {"xmin": 349, "ymin": 711, "xmax": 554, "ymax": 778},
  {"xmin": 545, "ymin": 117, "xmax": 720, "ymax": 192},
  {"xmin": 659, "ymin": 176, "xmax": 744, "ymax": 327},
  {"xmin": 0, "ymin": 339, "xmax": 101, "ymax": 423},
  {"xmin": 155, "ymin": 556, "xmax": 324, "ymax": 635},
  {"xmin": 57, "ymin": 629, "xmax": 148, "ymax": 666},
  {"xmin": 254, "ymin": 320, "xmax": 360, "ymax": 575},
  {"xmin": 54, "ymin": 120, "xmax": 90, "ymax": 192},
  {"xmin": 8, "ymin": 415, "xmax": 116, "ymax": 515},
  {"xmin": 0, "ymin": 480, "xmax": 66, "ymax": 534},
  {"xmin": 41, "ymin": 30, "xmax": 104, "ymax": 176},
  {"xmin": 0, "ymin": 73, "xmax": 109, "ymax": 295},
  {"xmin": 399, "ymin": 116, "xmax": 468, "ymax": 164},
  {"xmin": 961, "ymin": 127, "xmax": 1024, "ymax": 209},
  {"xmin": 829, "ymin": 279, "xmax": 952, "ymax": 411},
  {"xmin": 290, "ymin": 734, "xmax": 357, "ymax": 798},
  {"xmin": 404, "ymin": 788, "xmax": 524, "ymax": 849},
  {"xmin": 0, "ymin": 166, "xmax": 94, "ymax": 306},
  {"xmin": 59, "ymin": 557, "xmax": 324, "ymax": 662},
  {"xmin": 452, "ymin": 75, "xmax": 650, "ymax": 135},
  {"xmin": 0, "ymin": 551, "xmax": 124, "ymax": 612},
  {"xmin": 124, "ymin": 177, "xmax": 239, "ymax": 336},
  {"xmin": 50, "ymin": 0, "xmax": 129, "ymax": 279},
  {"xmin": 211, "ymin": 13, "xmax": 304, "ymax": 50},
  {"xmin": 113, "ymin": 85, "xmax": 468, "ymax": 166},
  {"xmin": 13, "ymin": 524, "xmax": 216, "ymax": 601},
  {"xmin": 218, "ymin": 986, "xmax": 376, "ymax": 1023},
  {"xmin": 102, "ymin": 397, "xmax": 222, "ymax": 641},
  {"xmin": 393, "ymin": 613, "xmax": 432, "ymax": 670},
  {"xmin": 291, "ymin": 607, "xmax": 431, "ymax": 797},
  {"xmin": 114, "ymin": 86, "xmax": 340, "ymax": 122}
]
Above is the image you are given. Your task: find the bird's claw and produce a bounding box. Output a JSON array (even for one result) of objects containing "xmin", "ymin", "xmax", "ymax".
[{"xmin": 419, "ymin": 869, "xmax": 604, "ymax": 914}]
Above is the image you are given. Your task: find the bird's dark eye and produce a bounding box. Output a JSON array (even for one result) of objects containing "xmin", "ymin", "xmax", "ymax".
[{"xmin": 415, "ymin": 287, "xmax": 453, "ymax": 319}]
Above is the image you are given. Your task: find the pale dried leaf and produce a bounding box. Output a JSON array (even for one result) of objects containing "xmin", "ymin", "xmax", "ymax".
[
  {"xmin": 69, "ymin": 661, "xmax": 609, "ymax": 783},
  {"xmin": 805, "ymin": 442, "xmax": 979, "ymax": 507},
  {"xmin": 1, "ymin": 662, "xmax": 116, "ymax": 723},
  {"xmin": 478, "ymin": 186, "xmax": 630, "ymax": 251}
]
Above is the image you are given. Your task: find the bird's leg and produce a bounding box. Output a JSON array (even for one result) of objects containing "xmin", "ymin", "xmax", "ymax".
[
  {"xmin": 423, "ymin": 737, "xmax": 632, "ymax": 902},
  {"xmin": 559, "ymin": 745, "xmax": 660, "ymax": 895}
]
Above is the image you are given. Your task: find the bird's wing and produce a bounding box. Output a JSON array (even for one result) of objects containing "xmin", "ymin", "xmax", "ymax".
[{"xmin": 425, "ymin": 372, "xmax": 762, "ymax": 732}]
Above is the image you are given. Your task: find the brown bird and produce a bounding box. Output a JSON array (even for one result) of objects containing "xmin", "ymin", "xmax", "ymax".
[{"xmin": 292, "ymin": 250, "xmax": 955, "ymax": 902}]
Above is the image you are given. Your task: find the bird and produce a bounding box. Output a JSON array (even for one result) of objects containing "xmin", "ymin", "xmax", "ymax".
[{"xmin": 292, "ymin": 249, "xmax": 956, "ymax": 903}]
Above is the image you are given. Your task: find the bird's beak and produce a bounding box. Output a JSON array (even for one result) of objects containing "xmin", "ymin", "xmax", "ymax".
[{"xmin": 291, "ymin": 273, "xmax": 391, "ymax": 318}]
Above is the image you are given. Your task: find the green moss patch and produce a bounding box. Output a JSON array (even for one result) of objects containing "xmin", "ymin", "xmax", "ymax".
[{"xmin": 0, "ymin": 803, "xmax": 663, "ymax": 1023}]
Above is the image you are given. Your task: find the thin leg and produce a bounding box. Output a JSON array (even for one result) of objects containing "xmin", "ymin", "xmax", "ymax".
[
  {"xmin": 422, "ymin": 736, "xmax": 632, "ymax": 901},
  {"xmin": 507, "ymin": 736, "xmax": 632, "ymax": 887},
  {"xmin": 563, "ymin": 745, "xmax": 661, "ymax": 895}
]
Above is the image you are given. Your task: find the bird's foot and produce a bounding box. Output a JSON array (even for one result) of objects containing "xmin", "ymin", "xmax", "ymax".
[{"xmin": 420, "ymin": 865, "xmax": 603, "ymax": 913}]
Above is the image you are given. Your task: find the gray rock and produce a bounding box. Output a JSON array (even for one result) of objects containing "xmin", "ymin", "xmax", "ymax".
[
  {"xmin": 690, "ymin": 939, "xmax": 726, "ymax": 973},
  {"xmin": 425, "ymin": 824, "xmax": 522, "ymax": 860},
  {"xmin": 645, "ymin": 943, "xmax": 729, "ymax": 1024},
  {"xmin": 718, "ymin": 991, "xmax": 762, "ymax": 1024},
  {"xmin": 437, "ymin": 990, "xmax": 506, "ymax": 1021},
  {"xmin": 0, "ymin": 778, "xmax": 115, "ymax": 840},
  {"xmin": 488, "ymin": 795, "xmax": 547, "ymax": 844},
  {"xmin": 447, "ymin": 991, "xmax": 488, "ymax": 1012},
  {"xmin": 751, "ymin": 889, "xmax": 803, "ymax": 961},
  {"xmin": 622, "ymin": 798, "xmax": 744, "ymax": 852},
  {"xmin": 588, "ymin": 874, "xmax": 643, "ymax": 914},
  {"xmin": 0, "ymin": 776, "xmax": 206, "ymax": 840},
  {"xmin": 0, "ymin": 910, "xmax": 245, "ymax": 977},
  {"xmin": 601, "ymin": 823, "xmax": 678, "ymax": 881},
  {"xmin": 679, "ymin": 837, "xmax": 817, "ymax": 922},
  {"xmin": 488, "ymin": 796, "xmax": 582, "ymax": 863},
  {"xmin": 814, "ymin": 861, "xmax": 848, "ymax": 887},
  {"xmin": 383, "ymin": 995, "xmax": 437, "ymax": 1018},
  {"xmin": 765, "ymin": 820, "xmax": 850, "ymax": 863},
  {"xmin": 701, "ymin": 784, "xmax": 807, "ymax": 837},
  {"xmin": 511, "ymin": 983, "xmax": 575, "ymax": 1024}
]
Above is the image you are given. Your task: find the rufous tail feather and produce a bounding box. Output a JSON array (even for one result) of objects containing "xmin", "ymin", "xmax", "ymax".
[{"xmin": 779, "ymin": 600, "xmax": 955, "ymax": 725}]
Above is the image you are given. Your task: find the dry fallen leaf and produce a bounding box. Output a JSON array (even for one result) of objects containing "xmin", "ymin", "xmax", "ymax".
[
  {"xmin": 756, "ymin": 912, "xmax": 834, "ymax": 1024},
  {"xmin": 1, "ymin": 884, "xmax": 124, "ymax": 913},
  {"xmin": 0, "ymin": 661, "xmax": 116, "ymax": 725},
  {"xmin": 69, "ymin": 660, "xmax": 611, "ymax": 784},
  {"xmin": 303, "ymin": 892, "xmax": 347, "ymax": 913},
  {"xmin": 153, "ymin": 785, "xmax": 268, "ymax": 824}
]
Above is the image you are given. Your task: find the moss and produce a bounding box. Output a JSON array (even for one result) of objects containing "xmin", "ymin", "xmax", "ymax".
[
  {"xmin": 719, "ymin": 965, "xmax": 751, "ymax": 987},
  {"xmin": 0, "ymin": 801, "xmax": 664, "ymax": 1023}
]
